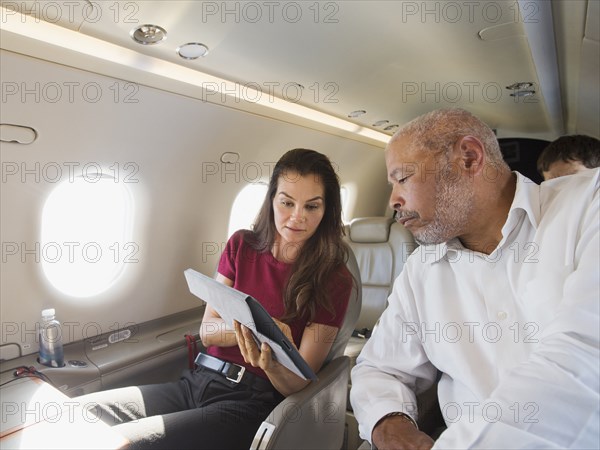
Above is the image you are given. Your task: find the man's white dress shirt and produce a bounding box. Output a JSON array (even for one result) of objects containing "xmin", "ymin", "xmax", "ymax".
[{"xmin": 350, "ymin": 170, "xmax": 599, "ymax": 449}]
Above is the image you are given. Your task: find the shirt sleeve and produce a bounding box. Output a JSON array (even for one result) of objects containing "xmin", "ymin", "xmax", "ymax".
[
  {"xmin": 350, "ymin": 263, "xmax": 439, "ymax": 443},
  {"xmin": 432, "ymin": 174, "xmax": 600, "ymax": 449},
  {"xmin": 217, "ymin": 230, "xmax": 245, "ymax": 281}
]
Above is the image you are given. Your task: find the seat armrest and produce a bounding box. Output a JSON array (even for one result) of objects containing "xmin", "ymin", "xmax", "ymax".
[{"xmin": 250, "ymin": 356, "xmax": 350, "ymax": 450}]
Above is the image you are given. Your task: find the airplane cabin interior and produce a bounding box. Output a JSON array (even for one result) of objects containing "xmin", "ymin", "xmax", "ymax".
[{"xmin": 0, "ymin": 1, "xmax": 598, "ymax": 449}]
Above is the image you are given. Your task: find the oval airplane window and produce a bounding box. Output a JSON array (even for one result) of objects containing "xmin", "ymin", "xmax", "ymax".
[
  {"xmin": 228, "ymin": 183, "xmax": 268, "ymax": 237},
  {"xmin": 340, "ymin": 185, "xmax": 349, "ymax": 224},
  {"xmin": 41, "ymin": 174, "xmax": 133, "ymax": 297}
]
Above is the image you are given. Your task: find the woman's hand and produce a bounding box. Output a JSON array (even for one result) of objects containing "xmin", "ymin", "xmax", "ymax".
[
  {"xmin": 234, "ymin": 321, "xmax": 280, "ymax": 372},
  {"xmin": 234, "ymin": 320, "xmax": 339, "ymax": 397}
]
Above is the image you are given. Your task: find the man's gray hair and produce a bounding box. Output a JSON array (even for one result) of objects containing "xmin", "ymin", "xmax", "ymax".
[{"xmin": 391, "ymin": 108, "xmax": 508, "ymax": 168}]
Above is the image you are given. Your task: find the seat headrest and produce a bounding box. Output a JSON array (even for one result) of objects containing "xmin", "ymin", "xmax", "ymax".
[{"xmin": 349, "ymin": 217, "xmax": 394, "ymax": 243}]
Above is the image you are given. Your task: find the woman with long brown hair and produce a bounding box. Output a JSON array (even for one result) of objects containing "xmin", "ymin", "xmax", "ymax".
[
  {"xmin": 80, "ymin": 148, "xmax": 353, "ymax": 449},
  {"xmin": 203, "ymin": 148, "xmax": 352, "ymax": 396}
]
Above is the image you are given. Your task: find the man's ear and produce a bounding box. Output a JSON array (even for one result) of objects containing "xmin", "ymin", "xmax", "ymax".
[{"xmin": 455, "ymin": 135, "xmax": 485, "ymax": 173}]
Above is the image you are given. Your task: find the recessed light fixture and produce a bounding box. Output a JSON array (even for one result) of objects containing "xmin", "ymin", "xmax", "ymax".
[
  {"xmin": 177, "ymin": 42, "xmax": 209, "ymax": 59},
  {"xmin": 506, "ymin": 82, "xmax": 534, "ymax": 90},
  {"xmin": 3, "ymin": 13, "xmax": 390, "ymax": 145},
  {"xmin": 373, "ymin": 120, "xmax": 389, "ymax": 127},
  {"xmin": 130, "ymin": 24, "xmax": 167, "ymax": 45},
  {"xmin": 510, "ymin": 90, "xmax": 536, "ymax": 97},
  {"xmin": 348, "ymin": 110, "xmax": 366, "ymax": 118},
  {"xmin": 384, "ymin": 124, "xmax": 399, "ymax": 131}
]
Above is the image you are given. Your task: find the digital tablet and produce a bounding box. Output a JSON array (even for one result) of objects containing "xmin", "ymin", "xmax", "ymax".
[{"xmin": 184, "ymin": 268, "xmax": 317, "ymax": 381}]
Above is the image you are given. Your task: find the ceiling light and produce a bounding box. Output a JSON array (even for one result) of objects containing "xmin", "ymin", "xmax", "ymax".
[
  {"xmin": 130, "ymin": 24, "xmax": 167, "ymax": 45},
  {"xmin": 348, "ymin": 110, "xmax": 366, "ymax": 118},
  {"xmin": 510, "ymin": 90, "xmax": 536, "ymax": 97},
  {"xmin": 506, "ymin": 82, "xmax": 534, "ymax": 90},
  {"xmin": 373, "ymin": 120, "xmax": 389, "ymax": 127},
  {"xmin": 177, "ymin": 43, "xmax": 209, "ymax": 59},
  {"xmin": 3, "ymin": 10, "xmax": 390, "ymax": 146}
]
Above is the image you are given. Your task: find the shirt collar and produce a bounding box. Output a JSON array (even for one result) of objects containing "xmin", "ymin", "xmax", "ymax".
[
  {"xmin": 502, "ymin": 171, "xmax": 540, "ymax": 233},
  {"xmin": 423, "ymin": 171, "xmax": 541, "ymax": 264}
]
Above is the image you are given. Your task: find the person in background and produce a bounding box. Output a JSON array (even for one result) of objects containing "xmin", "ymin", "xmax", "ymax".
[
  {"xmin": 79, "ymin": 148, "xmax": 354, "ymax": 450},
  {"xmin": 537, "ymin": 134, "xmax": 600, "ymax": 180},
  {"xmin": 351, "ymin": 108, "xmax": 599, "ymax": 449}
]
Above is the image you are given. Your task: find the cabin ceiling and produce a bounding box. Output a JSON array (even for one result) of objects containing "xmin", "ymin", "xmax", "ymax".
[{"xmin": 1, "ymin": 1, "xmax": 598, "ymax": 141}]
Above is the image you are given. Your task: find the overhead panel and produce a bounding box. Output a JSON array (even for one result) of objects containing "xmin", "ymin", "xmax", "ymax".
[
  {"xmin": 576, "ymin": 0, "xmax": 600, "ymax": 138},
  {"xmin": 0, "ymin": 1, "xmax": 577, "ymax": 137}
]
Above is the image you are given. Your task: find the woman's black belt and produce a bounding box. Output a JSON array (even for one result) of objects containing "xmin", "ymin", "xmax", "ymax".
[{"xmin": 194, "ymin": 352, "xmax": 274, "ymax": 391}]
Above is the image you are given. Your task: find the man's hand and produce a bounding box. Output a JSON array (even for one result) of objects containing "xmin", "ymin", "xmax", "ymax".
[{"xmin": 372, "ymin": 415, "xmax": 434, "ymax": 450}]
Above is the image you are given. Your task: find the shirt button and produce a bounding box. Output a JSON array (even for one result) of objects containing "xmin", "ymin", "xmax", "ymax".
[{"xmin": 497, "ymin": 311, "xmax": 508, "ymax": 321}]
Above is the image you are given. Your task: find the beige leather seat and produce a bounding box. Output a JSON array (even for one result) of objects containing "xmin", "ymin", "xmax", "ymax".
[
  {"xmin": 343, "ymin": 217, "xmax": 417, "ymax": 450},
  {"xmin": 250, "ymin": 246, "xmax": 362, "ymax": 450},
  {"xmin": 344, "ymin": 217, "xmax": 416, "ymax": 366}
]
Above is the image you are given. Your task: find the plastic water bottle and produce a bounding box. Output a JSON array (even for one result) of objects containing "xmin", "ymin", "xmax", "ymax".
[{"xmin": 38, "ymin": 308, "xmax": 64, "ymax": 368}]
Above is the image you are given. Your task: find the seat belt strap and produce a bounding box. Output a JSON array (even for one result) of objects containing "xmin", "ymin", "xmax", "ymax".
[{"xmin": 185, "ymin": 334, "xmax": 199, "ymax": 369}]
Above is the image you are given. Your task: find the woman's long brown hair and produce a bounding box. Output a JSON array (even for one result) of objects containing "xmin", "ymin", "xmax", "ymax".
[{"xmin": 250, "ymin": 148, "xmax": 350, "ymax": 323}]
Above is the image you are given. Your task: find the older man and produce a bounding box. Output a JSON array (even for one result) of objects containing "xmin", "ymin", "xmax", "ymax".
[{"xmin": 350, "ymin": 109, "xmax": 599, "ymax": 449}]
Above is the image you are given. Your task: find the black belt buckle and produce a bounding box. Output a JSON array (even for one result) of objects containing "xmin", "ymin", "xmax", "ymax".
[
  {"xmin": 225, "ymin": 363, "xmax": 246, "ymax": 383},
  {"xmin": 195, "ymin": 353, "xmax": 246, "ymax": 384}
]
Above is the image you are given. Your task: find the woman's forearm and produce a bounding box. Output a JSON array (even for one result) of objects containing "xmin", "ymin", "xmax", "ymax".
[
  {"xmin": 199, "ymin": 316, "xmax": 237, "ymax": 347},
  {"xmin": 263, "ymin": 357, "xmax": 310, "ymax": 396}
]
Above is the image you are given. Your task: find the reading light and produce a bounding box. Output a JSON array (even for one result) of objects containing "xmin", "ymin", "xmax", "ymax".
[
  {"xmin": 130, "ymin": 25, "xmax": 167, "ymax": 45},
  {"xmin": 384, "ymin": 124, "xmax": 399, "ymax": 131},
  {"xmin": 506, "ymin": 82, "xmax": 534, "ymax": 90},
  {"xmin": 3, "ymin": 10, "xmax": 390, "ymax": 146},
  {"xmin": 373, "ymin": 120, "xmax": 389, "ymax": 127},
  {"xmin": 510, "ymin": 90, "xmax": 536, "ymax": 97},
  {"xmin": 348, "ymin": 110, "xmax": 366, "ymax": 118},
  {"xmin": 177, "ymin": 43, "xmax": 209, "ymax": 59}
]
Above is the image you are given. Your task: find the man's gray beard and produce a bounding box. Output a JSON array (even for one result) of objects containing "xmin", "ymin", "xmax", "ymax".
[{"xmin": 413, "ymin": 171, "xmax": 474, "ymax": 246}]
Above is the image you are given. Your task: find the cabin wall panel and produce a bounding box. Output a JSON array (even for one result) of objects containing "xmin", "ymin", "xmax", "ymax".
[{"xmin": 0, "ymin": 50, "xmax": 389, "ymax": 356}]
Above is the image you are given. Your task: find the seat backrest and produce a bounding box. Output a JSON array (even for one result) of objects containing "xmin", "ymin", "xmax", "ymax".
[
  {"xmin": 343, "ymin": 217, "xmax": 418, "ymax": 450},
  {"xmin": 250, "ymin": 246, "xmax": 362, "ymax": 450},
  {"xmin": 389, "ymin": 220, "xmax": 419, "ymax": 282},
  {"xmin": 345, "ymin": 217, "xmax": 408, "ymax": 332},
  {"xmin": 325, "ymin": 244, "xmax": 362, "ymax": 363},
  {"xmin": 251, "ymin": 356, "xmax": 350, "ymax": 450},
  {"xmin": 345, "ymin": 217, "xmax": 417, "ymax": 333}
]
